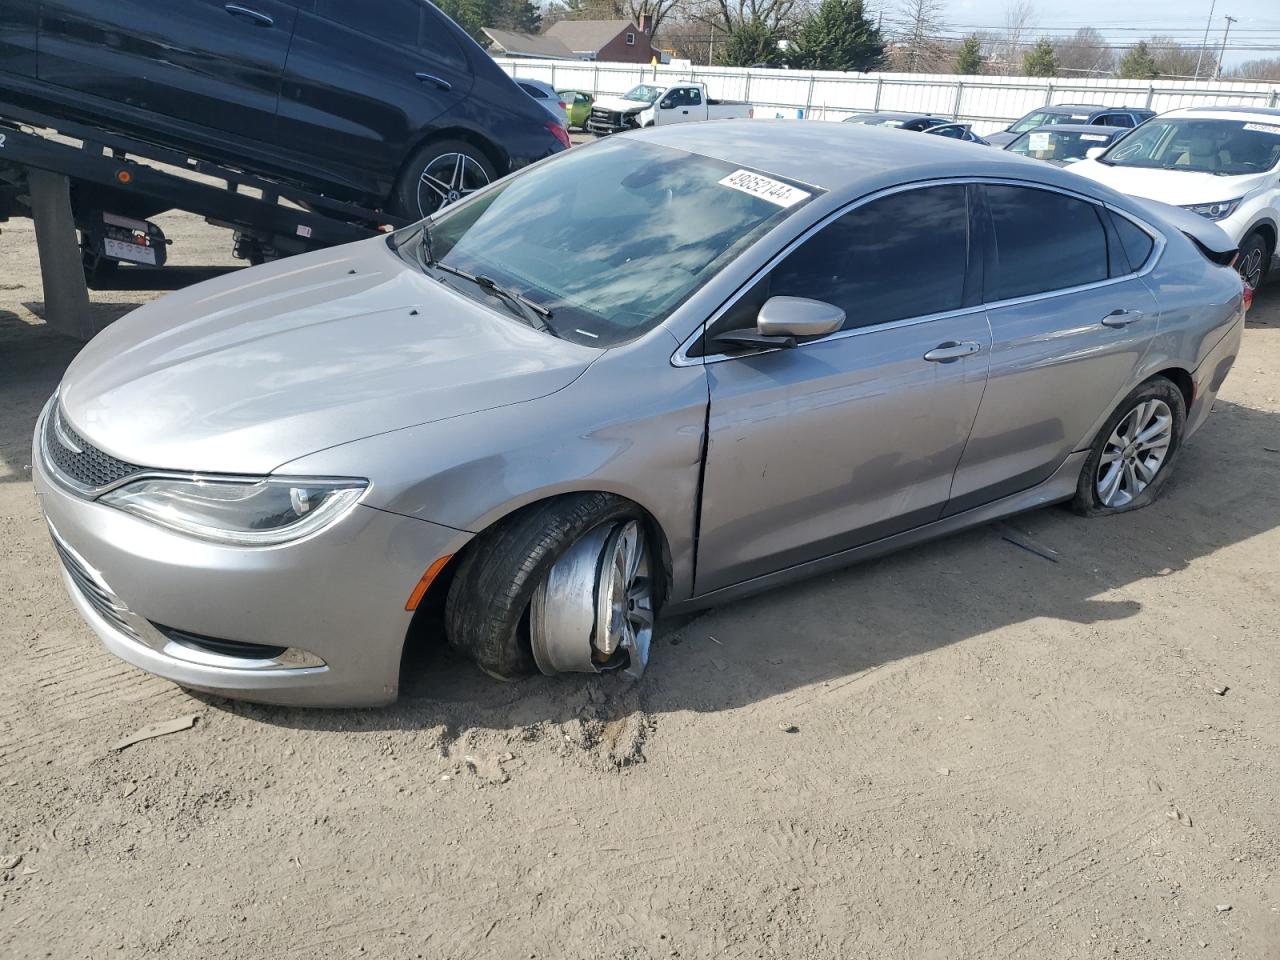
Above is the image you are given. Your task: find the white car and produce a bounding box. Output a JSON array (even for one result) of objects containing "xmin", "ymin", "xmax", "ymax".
[
  {"xmin": 1070, "ymin": 106, "xmax": 1280, "ymax": 289},
  {"xmin": 516, "ymin": 79, "xmax": 568, "ymax": 127}
]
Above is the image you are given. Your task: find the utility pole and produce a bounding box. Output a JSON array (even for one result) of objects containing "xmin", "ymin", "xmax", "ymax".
[
  {"xmin": 1215, "ymin": 15, "xmax": 1236, "ymax": 80},
  {"xmin": 1194, "ymin": 0, "xmax": 1216, "ymax": 79}
]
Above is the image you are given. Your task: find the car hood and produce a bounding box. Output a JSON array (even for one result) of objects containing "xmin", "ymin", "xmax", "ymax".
[
  {"xmin": 593, "ymin": 95, "xmax": 652, "ymax": 113},
  {"xmin": 985, "ymin": 131, "xmax": 1018, "ymax": 147},
  {"xmin": 58, "ymin": 237, "xmax": 600, "ymax": 475},
  {"xmin": 1068, "ymin": 160, "xmax": 1273, "ymax": 207}
]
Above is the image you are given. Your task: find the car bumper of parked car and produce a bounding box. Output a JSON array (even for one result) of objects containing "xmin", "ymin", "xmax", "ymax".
[
  {"xmin": 1186, "ymin": 315, "xmax": 1245, "ymax": 441},
  {"xmin": 31, "ymin": 432, "xmax": 469, "ymax": 708},
  {"xmin": 586, "ymin": 112, "xmax": 639, "ymax": 136}
]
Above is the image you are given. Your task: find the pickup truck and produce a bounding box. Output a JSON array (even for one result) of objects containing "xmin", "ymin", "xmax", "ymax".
[{"xmin": 586, "ymin": 82, "xmax": 752, "ymax": 135}]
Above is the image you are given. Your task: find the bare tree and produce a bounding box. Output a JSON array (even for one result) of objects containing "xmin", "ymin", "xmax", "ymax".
[
  {"xmin": 1052, "ymin": 27, "xmax": 1115, "ymax": 76},
  {"xmin": 1147, "ymin": 35, "xmax": 1215, "ymax": 79},
  {"xmin": 1229, "ymin": 56, "xmax": 1280, "ymax": 82},
  {"xmin": 687, "ymin": 0, "xmax": 806, "ymax": 37},
  {"xmin": 1000, "ymin": 0, "xmax": 1035, "ymax": 76},
  {"xmin": 894, "ymin": 0, "xmax": 947, "ymax": 73}
]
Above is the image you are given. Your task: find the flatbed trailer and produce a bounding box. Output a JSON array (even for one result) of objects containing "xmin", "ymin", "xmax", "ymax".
[{"xmin": 0, "ymin": 100, "xmax": 408, "ymax": 339}]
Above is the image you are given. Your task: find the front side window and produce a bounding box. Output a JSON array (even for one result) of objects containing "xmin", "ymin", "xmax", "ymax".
[
  {"xmin": 399, "ymin": 139, "xmax": 816, "ymax": 347},
  {"xmin": 985, "ymin": 185, "xmax": 1108, "ymax": 300},
  {"xmin": 1101, "ymin": 118, "xmax": 1280, "ymax": 175},
  {"xmin": 754, "ymin": 185, "xmax": 970, "ymax": 333}
]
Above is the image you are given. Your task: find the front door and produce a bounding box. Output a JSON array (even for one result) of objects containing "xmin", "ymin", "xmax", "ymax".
[
  {"xmin": 38, "ymin": 0, "xmax": 297, "ymax": 141},
  {"xmin": 695, "ymin": 184, "xmax": 992, "ymax": 595},
  {"xmin": 946, "ymin": 183, "xmax": 1161, "ymax": 513}
]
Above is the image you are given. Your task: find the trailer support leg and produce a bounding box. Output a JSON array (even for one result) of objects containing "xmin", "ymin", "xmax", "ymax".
[{"xmin": 28, "ymin": 169, "xmax": 95, "ymax": 341}]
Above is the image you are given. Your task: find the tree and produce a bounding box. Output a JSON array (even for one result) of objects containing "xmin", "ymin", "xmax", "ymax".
[
  {"xmin": 1146, "ymin": 36, "xmax": 1215, "ymax": 79},
  {"xmin": 1021, "ymin": 37, "xmax": 1057, "ymax": 77},
  {"xmin": 1052, "ymin": 27, "xmax": 1114, "ymax": 76},
  {"xmin": 690, "ymin": 0, "xmax": 802, "ymax": 40},
  {"xmin": 787, "ymin": 0, "xmax": 884, "ymax": 71},
  {"xmin": 1230, "ymin": 57, "xmax": 1280, "ymax": 82},
  {"xmin": 717, "ymin": 19, "xmax": 781, "ymax": 66},
  {"xmin": 1117, "ymin": 41, "xmax": 1159, "ymax": 80},
  {"xmin": 998, "ymin": 0, "xmax": 1035, "ymax": 76},
  {"xmin": 954, "ymin": 33, "xmax": 983, "ymax": 74},
  {"xmin": 895, "ymin": 0, "xmax": 946, "ymax": 73}
]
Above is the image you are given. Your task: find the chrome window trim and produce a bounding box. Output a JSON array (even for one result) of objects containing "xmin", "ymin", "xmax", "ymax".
[{"xmin": 671, "ymin": 176, "xmax": 1168, "ymax": 368}]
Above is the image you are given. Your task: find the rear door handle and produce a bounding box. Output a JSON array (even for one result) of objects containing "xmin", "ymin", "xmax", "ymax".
[
  {"xmin": 224, "ymin": 4, "xmax": 274, "ymax": 26},
  {"xmin": 415, "ymin": 72, "xmax": 453, "ymax": 91},
  {"xmin": 1101, "ymin": 308, "xmax": 1144, "ymax": 327},
  {"xmin": 923, "ymin": 340, "xmax": 981, "ymax": 362}
]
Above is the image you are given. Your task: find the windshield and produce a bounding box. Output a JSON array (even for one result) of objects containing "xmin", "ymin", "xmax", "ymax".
[
  {"xmin": 1008, "ymin": 128, "xmax": 1115, "ymax": 163},
  {"xmin": 1009, "ymin": 109, "xmax": 1086, "ymax": 133},
  {"xmin": 395, "ymin": 139, "xmax": 814, "ymax": 347},
  {"xmin": 623, "ymin": 84, "xmax": 663, "ymax": 103},
  {"xmin": 1100, "ymin": 117, "xmax": 1280, "ymax": 175}
]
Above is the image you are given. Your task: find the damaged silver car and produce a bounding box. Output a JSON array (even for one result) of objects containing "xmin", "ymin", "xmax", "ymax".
[{"xmin": 34, "ymin": 121, "xmax": 1247, "ymax": 706}]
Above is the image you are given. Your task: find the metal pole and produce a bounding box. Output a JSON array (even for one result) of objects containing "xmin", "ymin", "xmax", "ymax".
[
  {"xmin": 1194, "ymin": 0, "xmax": 1216, "ymax": 79},
  {"xmin": 874, "ymin": 76, "xmax": 883, "ymax": 110},
  {"xmin": 805, "ymin": 75, "xmax": 815, "ymax": 118},
  {"xmin": 1216, "ymin": 16, "xmax": 1236, "ymax": 80},
  {"xmin": 952, "ymin": 79, "xmax": 963, "ymax": 119}
]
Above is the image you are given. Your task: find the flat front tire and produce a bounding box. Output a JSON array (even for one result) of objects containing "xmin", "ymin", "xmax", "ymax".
[
  {"xmin": 1071, "ymin": 377, "xmax": 1186, "ymax": 517},
  {"xmin": 445, "ymin": 494, "xmax": 657, "ymax": 681}
]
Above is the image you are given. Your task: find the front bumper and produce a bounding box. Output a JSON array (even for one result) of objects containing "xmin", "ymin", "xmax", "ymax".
[
  {"xmin": 585, "ymin": 110, "xmax": 640, "ymax": 135},
  {"xmin": 32, "ymin": 415, "xmax": 469, "ymax": 707}
]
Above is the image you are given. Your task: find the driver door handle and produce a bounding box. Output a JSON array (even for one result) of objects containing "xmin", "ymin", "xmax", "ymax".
[
  {"xmin": 1101, "ymin": 308, "xmax": 1144, "ymax": 327},
  {"xmin": 224, "ymin": 4, "xmax": 274, "ymax": 26},
  {"xmin": 923, "ymin": 340, "xmax": 981, "ymax": 362},
  {"xmin": 415, "ymin": 72, "xmax": 453, "ymax": 91}
]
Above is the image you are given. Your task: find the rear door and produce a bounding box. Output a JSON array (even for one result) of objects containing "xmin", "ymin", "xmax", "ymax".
[
  {"xmin": 0, "ymin": 0, "xmax": 37, "ymax": 76},
  {"xmin": 695, "ymin": 184, "xmax": 991, "ymax": 594},
  {"xmin": 277, "ymin": 0, "xmax": 473, "ymax": 181},
  {"xmin": 37, "ymin": 0, "xmax": 297, "ymax": 141},
  {"xmin": 945, "ymin": 183, "xmax": 1160, "ymax": 514}
]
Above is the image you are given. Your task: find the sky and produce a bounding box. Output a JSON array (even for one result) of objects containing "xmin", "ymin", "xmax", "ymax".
[{"xmin": 917, "ymin": 0, "xmax": 1280, "ymax": 68}]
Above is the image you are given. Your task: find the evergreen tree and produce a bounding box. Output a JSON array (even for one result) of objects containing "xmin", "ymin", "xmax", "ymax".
[
  {"xmin": 1117, "ymin": 41, "xmax": 1160, "ymax": 79},
  {"xmin": 787, "ymin": 0, "xmax": 885, "ymax": 72},
  {"xmin": 717, "ymin": 20, "xmax": 780, "ymax": 67},
  {"xmin": 954, "ymin": 33, "xmax": 983, "ymax": 74},
  {"xmin": 1021, "ymin": 37, "xmax": 1058, "ymax": 77}
]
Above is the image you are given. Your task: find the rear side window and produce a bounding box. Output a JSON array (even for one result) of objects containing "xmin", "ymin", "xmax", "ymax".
[
  {"xmin": 768, "ymin": 184, "xmax": 970, "ymax": 330},
  {"xmin": 1112, "ymin": 213, "xmax": 1156, "ymax": 271},
  {"xmin": 985, "ymin": 185, "xmax": 1108, "ymax": 300},
  {"xmin": 519, "ymin": 83, "xmax": 544, "ymax": 98}
]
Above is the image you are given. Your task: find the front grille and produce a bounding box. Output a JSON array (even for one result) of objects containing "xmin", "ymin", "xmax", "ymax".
[
  {"xmin": 50, "ymin": 533, "xmax": 139, "ymax": 639},
  {"xmin": 43, "ymin": 403, "xmax": 143, "ymax": 491}
]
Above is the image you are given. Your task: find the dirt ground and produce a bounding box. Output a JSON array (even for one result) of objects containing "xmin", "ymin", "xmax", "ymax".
[{"xmin": 1, "ymin": 205, "xmax": 1278, "ymax": 960}]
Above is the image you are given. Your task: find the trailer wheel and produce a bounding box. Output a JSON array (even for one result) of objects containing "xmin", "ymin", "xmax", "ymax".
[{"xmin": 393, "ymin": 140, "xmax": 495, "ymax": 220}]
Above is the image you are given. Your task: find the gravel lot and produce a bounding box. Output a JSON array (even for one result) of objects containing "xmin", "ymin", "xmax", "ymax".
[{"xmin": 1, "ymin": 206, "xmax": 1278, "ymax": 960}]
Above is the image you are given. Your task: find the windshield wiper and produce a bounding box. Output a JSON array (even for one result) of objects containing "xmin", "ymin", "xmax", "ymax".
[{"xmin": 427, "ymin": 258, "xmax": 554, "ymax": 332}]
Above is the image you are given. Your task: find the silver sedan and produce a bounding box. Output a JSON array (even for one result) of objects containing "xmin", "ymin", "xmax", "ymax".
[{"xmin": 33, "ymin": 121, "xmax": 1247, "ymax": 706}]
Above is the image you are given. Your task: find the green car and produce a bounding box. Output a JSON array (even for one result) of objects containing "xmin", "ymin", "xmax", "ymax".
[{"xmin": 558, "ymin": 90, "xmax": 594, "ymax": 131}]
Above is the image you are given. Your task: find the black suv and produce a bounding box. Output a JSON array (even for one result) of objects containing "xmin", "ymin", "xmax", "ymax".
[
  {"xmin": 0, "ymin": 0, "xmax": 569, "ymax": 217},
  {"xmin": 985, "ymin": 104, "xmax": 1156, "ymax": 148}
]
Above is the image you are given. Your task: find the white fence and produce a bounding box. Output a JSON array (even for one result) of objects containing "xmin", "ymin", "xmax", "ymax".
[{"xmin": 495, "ymin": 57, "xmax": 1280, "ymax": 135}]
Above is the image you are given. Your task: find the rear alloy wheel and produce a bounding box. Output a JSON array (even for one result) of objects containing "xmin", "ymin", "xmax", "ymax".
[
  {"xmin": 1071, "ymin": 378, "xmax": 1185, "ymax": 516},
  {"xmin": 1236, "ymin": 231, "xmax": 1270, "ymax": 291},
  {"xmin": 393, "ymin": 140, "xmax": 495, "ymax": 220},
  {"xmin": 445, "ymin": 494, "xmax": 659, "ymax": 681}
]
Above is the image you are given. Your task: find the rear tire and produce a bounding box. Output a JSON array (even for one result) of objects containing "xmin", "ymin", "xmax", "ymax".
[
  {"xmin": 445, "ymin": 494, "xmax": 653, "ymax": 680},
  {"xmin": 1071, "ymin": 377, "xmax": 1186, "ymax": 517},
  {"xmin": 1236, "ymin": 230, "xmax": 1271, "ymax": 290},
  {"xmin": 391, "ymin": 139, "xmax": 495, "ymax": 220}
]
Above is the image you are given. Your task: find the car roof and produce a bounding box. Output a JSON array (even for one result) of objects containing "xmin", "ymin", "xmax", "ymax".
[
  {"xmin": 1180, "ymin": 105, "xmax": 1280, "ymax": 118},
  {"xmin": 846, "ymin": 111, "xmax": 944, "ymax": 121},
  {"xmin": 636, "ymin": 119, "xmax": 1136, "ymax": 199},
  {"xmin": 1042, "ymin": 104, "xmax": 1150, "ymax": 114}
]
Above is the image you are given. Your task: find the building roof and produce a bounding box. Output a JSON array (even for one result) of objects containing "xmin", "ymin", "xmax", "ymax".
[
  {"xmin": 543, "ymin": 19, "xmax": 642, "ymax": 53},
  {"xmin": 481, "ymin": 28, "xmax": 575, "ymax": 59}
]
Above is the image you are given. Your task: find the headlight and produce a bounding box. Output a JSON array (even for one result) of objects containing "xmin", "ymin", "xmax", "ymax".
[
  {"xmin": 100, "ymin": 476, "xmax": 367, "ymax": 546},
  {"xmin": 1182, "ymin": 198, "xmax": 1242, "ymax": 221}
]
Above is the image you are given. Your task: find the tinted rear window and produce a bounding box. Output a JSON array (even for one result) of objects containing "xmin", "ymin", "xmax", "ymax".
[
  {"xmin": 1112, "ymin": 214, "xmax": 1155, "ymax": 271},
  {"xmin": 986, "ymin": 185, "xmax": 1108, "ymax": 299},
  {"xmin": 316, "ymin": 0, "xmax": 419, "ymax": 45}
]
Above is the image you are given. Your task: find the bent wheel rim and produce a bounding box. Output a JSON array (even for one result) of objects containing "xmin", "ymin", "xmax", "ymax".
[
  {"xmin": 415, "ymin": 153, "xmax": 489, "ymax": 218},
  {"xmin": 1096, "ymin": 398, "xmax": 1173, "ymax": 508}
]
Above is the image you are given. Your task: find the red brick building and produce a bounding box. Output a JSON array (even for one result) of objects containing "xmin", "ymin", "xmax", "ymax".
[{"xmin": 542, "ymin": 18, "xmax": 659, "ymax": 64}]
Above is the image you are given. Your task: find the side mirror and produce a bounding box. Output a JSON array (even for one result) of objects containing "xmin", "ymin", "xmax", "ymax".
[
  {"xmin": 1085, "ymin": 146, "xmax": 1106, "ymax": 160},
  {"xmin": 659, "ymin": 99, "xmax": 674, "ymax": 109},
  {"xmin": 757, "ymin": 296, "xmax": 844, "ymax": 338}
]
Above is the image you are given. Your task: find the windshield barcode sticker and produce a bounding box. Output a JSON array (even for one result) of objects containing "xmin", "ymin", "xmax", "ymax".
[
  {"xmin": 1080, "ymin": 134, "xmax": 1109, "ymax": 141},
  {"xmin": 719, "ymin": 170, "xmax": 811, "ymax": 207},
  {"xmin": 1243, "ymin": 123, "xmax": 1280, "ymax": 136}
]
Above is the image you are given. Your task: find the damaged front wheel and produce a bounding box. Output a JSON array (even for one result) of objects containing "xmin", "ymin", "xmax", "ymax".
[{"xmin": 445, "ymin": 494, "xmax": 659, "ymax": 682}]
